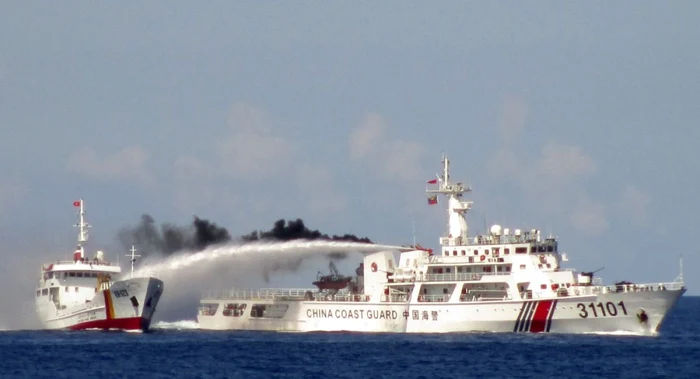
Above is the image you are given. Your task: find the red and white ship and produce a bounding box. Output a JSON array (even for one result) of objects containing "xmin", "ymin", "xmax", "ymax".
[
  {"xmin": 197, "ymin": 155, "xmax": 685, "ymax": 335},
  {"xmin": 35, "ymin": 199, "xmax": 164, "ymax": 331}
]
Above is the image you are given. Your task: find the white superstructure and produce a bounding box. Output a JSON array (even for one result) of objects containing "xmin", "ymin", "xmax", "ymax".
[
  {"xmin": 198, "ymin": 155, "xmax": 685, "ymax": 334},
  {"xmin": 35, "ymin": 199, "xmax": 164, "ymax": 331}
]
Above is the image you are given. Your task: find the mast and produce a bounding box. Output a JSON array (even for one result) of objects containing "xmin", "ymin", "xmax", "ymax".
[
  {"xmin": 126, "ymin": 245, "xmax": 140, "ymax": 278},
  {"xmin": 73, "ymin": 199, "xmax": 90, "ymax": 260},
  {"xmin": 426, "ymin": 155, "xmax": 473, "ymax": 246}
]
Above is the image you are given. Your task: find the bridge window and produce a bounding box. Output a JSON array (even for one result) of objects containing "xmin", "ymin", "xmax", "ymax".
[
  {"xmin": 473, "ymin": 250, "xmax": 478, "ymax": 255},
  {"xmin": 461, "ymin": 250, "xmax": 466, "ymax": 255},
  {"xmin": 69, "ymin": 272, "xmax": 76, "ymax": 277},
  {"xmin": 504, "ymin": 248, "xmax": 510, "ymax": 255},
  {"xmin": 519, "ymin": 264, "xmax": 526, "ymax": 270},
  {"xmin": 540, "ymin": 284, "xmax": 547, "ymax": 289},
  {"xmin": 65, "ymin": 287, "xmax": 69, "ymax": 292},
  {"xmin": 515, "ymin": 247, "xmax": 527, "ymax": 254},
  {"xmin": 531, "ymin": 246, "xmax": 537, "ymax": 253},
  {"xmin": 547, "ymin": 246, "xmax": 554, "ymax": 252},
  {"xmin": 74, "ymin": 287, "xmax": 78, "ymax": 292},
  {"xmin": 250, "ymin": 304, "xmax": 288, "ymax": 318},
  {"xmin": 445, "ymin": 268, "xmax": 451, "ymax": 273},
  {"xmin": 41, "ymin": 288, "xmax": 48, "ymax": 296},
  {"xmin": 453, "ymin": 250, "xmax": 457, "ymax": 256},
  {"xmin": 485, "ymin": 250, "xmax": 489, "ymax": 255},
  {"xmin": 36, "ymin": 290, "xmax": 40, "ymax": 297},
  {"xmin": 77, "ymin": 272, "xmax": 83, "ymax": 278}
]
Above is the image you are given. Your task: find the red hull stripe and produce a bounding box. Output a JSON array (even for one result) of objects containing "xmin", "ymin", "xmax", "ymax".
[
  {"xmin": 67, "ymin": 316, "xmax": 146, "ymax": 331},
  {"xmin": 529, "ymin": 300, "xmax": 554, "ymax": 333}
]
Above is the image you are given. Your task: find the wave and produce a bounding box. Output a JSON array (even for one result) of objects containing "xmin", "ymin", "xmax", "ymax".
[
  {"xmin": 152, "ymin": 320, "xmax": 199, "ymax": 330},
  {"xmin": 582, "ymin": 330, "xmax": 653, "ymax": 337}
]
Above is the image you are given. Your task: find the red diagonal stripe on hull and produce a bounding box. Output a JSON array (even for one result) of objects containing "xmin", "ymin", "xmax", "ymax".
[
  {"xmin": 67, "ymin": 317, "xmax": 147, "ymax": 331},
  {"xmin": 529, "ymin": 300, "xmax": 553, "ymax": 333}
]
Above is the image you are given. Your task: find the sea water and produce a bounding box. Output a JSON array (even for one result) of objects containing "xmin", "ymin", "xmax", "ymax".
[{"xmin": 1, "ymin": 297, "xmax": 697, "ymax": 379}]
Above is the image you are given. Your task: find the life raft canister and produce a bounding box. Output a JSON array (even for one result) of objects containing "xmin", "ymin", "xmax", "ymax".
[{"xmin": 480, "ymin": 255, "xmax": 485, "ymax": 261}]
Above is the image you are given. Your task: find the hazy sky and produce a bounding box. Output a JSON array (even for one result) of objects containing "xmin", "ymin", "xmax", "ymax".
[{"xmin": 1, "ymin": 2, "xmax": 698, "ymax": 326}]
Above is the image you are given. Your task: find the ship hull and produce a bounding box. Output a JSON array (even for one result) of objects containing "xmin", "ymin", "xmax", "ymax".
[
  {"xmin": 36, "ymin": 277, "xmax": 164, "ymax": 331},
  {"xmin": 197, "ymin": 288, "xmax": 684, "ymax": 334}
]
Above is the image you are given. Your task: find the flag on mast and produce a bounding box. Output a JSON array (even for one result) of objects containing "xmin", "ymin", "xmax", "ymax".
[
  {"xmin": 73, "ymin": 200, "xmax": 81, "ymax": 207},
  {"xmin": 427, "ymin": 195, "xmax": 438, "ymax": 205},
  {"xmin": 427, "ymin": 179, "xmax": 437, "ymax": 184}
]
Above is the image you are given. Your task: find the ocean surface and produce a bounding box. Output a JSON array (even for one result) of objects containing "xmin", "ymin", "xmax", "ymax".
[{"xmin": 2, "ymin": 297, "xmax": 698, "ymax": 379}]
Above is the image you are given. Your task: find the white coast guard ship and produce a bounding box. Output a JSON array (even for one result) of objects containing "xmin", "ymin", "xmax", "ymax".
[
  {"xmin": 197, "ymin": 155, "xmax": 685, "ymax": 334},
  {"xmin": 35, "ymin": 199, "xmax": 164, "ymax": 331}
]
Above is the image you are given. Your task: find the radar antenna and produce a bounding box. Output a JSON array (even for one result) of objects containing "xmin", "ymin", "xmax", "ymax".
[{"xmin": 426, "ymin": 155, "xmax": 473, "ymax": 246}]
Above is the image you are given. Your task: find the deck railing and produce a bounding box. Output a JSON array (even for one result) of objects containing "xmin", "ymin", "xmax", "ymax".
[
  {"xmin": 561, "ymin": 281, "xmax": 684, "ymax": 297},
  {"xmin": 202, "ymin": 281, "xmax": 684, "ymax": 304},
  {"xmin": 48, "ymin": 260, "xmax": 120, "ymax": 267},
  {"xmin": 202, "ymin": 288, "xmax": 318, "ymax": 301},
  {"xmin": 392, "ymin": 271, "xmax": 511, "ymax": 283}
]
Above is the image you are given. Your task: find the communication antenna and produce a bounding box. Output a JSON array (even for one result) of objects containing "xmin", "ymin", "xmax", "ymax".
[{"xmin": 126, "ymin": 245, "xmax": 141, "ymax": 278}]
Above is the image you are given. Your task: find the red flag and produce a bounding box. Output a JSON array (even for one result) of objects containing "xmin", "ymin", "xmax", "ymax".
[
  {"xmin": 427, "ymin": 179, "xmax": 437, "ymax": 184},
  {"xmin": 427, "ymin": 195, "xmax": 438, "ymax": 205},
  {"xmin": 73, "ymin": 200, "xmax": 81, "ymax": 207}
]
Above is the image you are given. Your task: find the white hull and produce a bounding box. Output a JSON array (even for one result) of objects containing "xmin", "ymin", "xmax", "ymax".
[
  {"xmin": 198, "ymin": 288, "xmax": 684, "ymax": 334},
  {"xmin": 197, "ymin": 155, "xmax": 687, "ymax": 335},
  {"xmin": 36, "ymin": 277, "xmax": 164, "ymax": 331}
]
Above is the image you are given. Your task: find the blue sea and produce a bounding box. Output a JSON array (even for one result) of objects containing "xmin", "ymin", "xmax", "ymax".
[{"xmin": 2, "ymin": 297, "xmax": 698, "ymax": 379}]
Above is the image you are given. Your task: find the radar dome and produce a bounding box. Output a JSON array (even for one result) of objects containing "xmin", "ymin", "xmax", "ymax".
[
  {"xmin": 515, "ymin": 229, "xmax": 522, "ymax": 236},
  {"xmin": 95, "ymin": 250, "xmax": 104, "ymax": 261},
  {"xmin": 490, "ymin": 224, "xmax": 502, "ymax": 236},
  {"xmin": 503, "ymin": 228, "xmax": 510, "ymax": 236}
]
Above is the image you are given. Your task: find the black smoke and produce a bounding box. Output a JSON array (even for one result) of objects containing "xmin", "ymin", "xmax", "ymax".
[
  {"xmin": 238, "ymin": 218, "xmax": 373, "ymax": 281},
  {"xmin": 118, "ymin": 216, "xmax": 372, "ymax": 260},
  {"xmin": 117, "ymin": 214, "xmax": 231, "ymax": 257},
  {"xmin": 240, "ymin": 218, "xmax": 372, "ymax": 259}
]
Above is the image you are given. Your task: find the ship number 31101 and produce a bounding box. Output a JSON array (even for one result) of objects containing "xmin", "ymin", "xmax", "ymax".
[{"xmin": 577, "ymin": 301, "xmax": 627, "ymax": 318}]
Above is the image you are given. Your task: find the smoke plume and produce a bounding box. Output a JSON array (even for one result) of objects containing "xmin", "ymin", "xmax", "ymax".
[
  {"xmin": 117, "ymin": 214, "xmax": 231, "ymax": 257},
  {"xmin": 239, "ymin": 218, "xmax": 373, "ymax": 281},
  {"xmin": 118, "ymin": 216, "xmax": 373, "ymax": 280}
]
